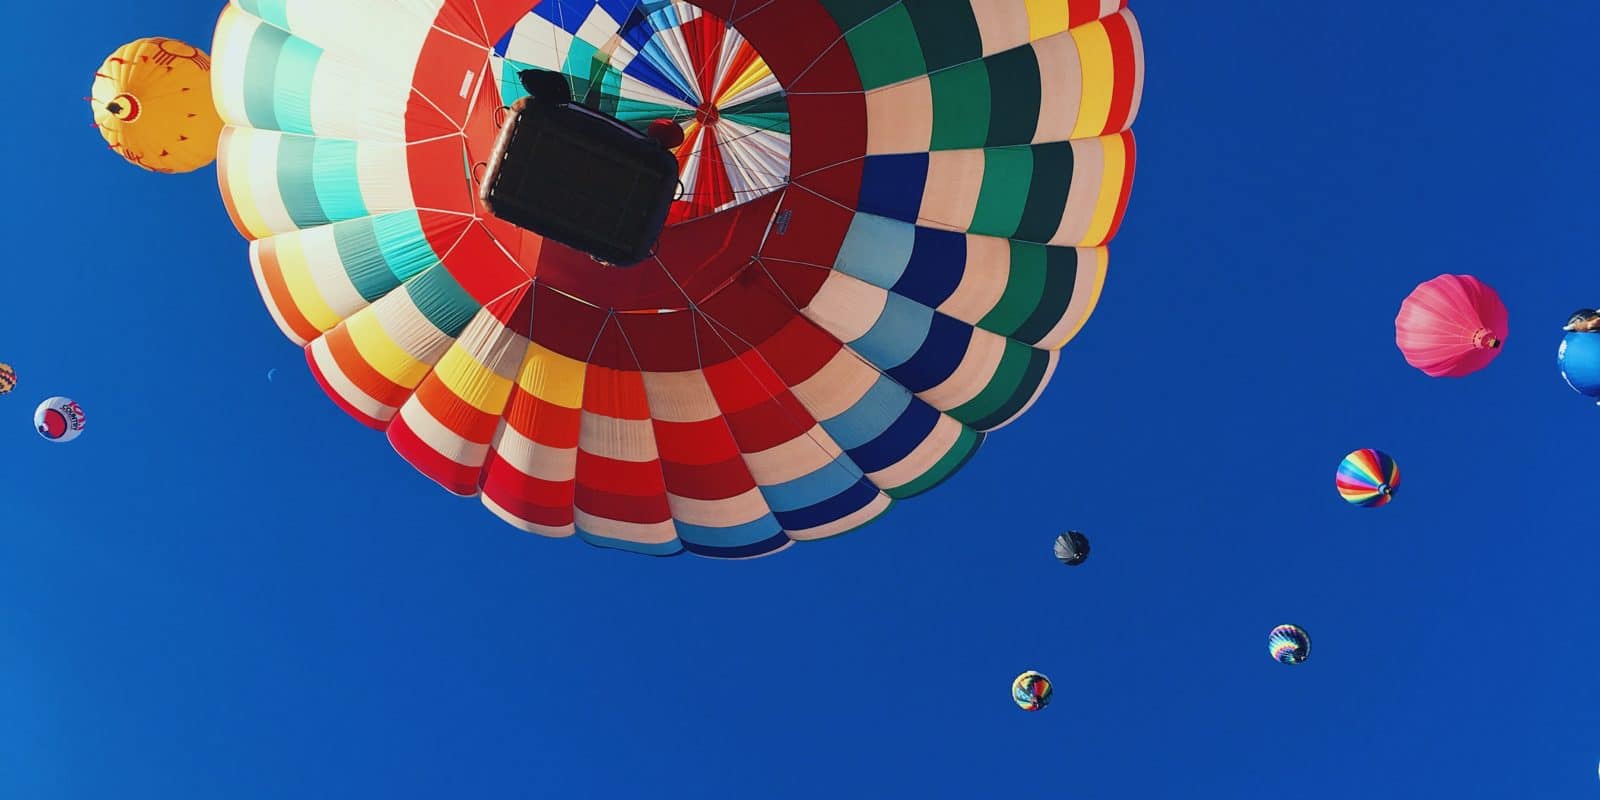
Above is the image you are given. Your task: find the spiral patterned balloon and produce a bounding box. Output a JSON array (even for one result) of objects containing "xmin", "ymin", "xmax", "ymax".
[
  {"xmin": 1335, "ymin": 448, "xmax": 1400, "ymax": 508},
  {"xmin": 1012, "ymin": 670, "xmax": 1052, "ymax": 711},
  {"xmin": 1268, "ymin": 624, "xmax": 1310, "ymax": 665}
]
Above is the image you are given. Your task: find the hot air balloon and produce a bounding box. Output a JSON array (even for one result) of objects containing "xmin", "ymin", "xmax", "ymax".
[
  {"xmin": 90, "ymin": 38, "xmax": 224, "ymax": 173},
  {"xmin": 1053, "ymin": 531, "xmax": 1090, "ymax": 566},
  {"xmin": 1394, "ymin": 274, "xmax": 1507, "ymax": 378},
  {"xmin": 1268, "ymin": 624, "xmax": 1310, "ymax": 665},
  {"xmin": 210, "ymin": 0, "xmax": 1143, "ymax": 558},
  {"xmin": 1012, "ymin": 670, "xmax": 1052, "ymax": 711},
  {"xmin": 1559, "ymin": 331, "xmax": 1600, "ymax": 405},
  {"xmin": 0, "ymin": 363, "xmax": 15, "ymax": 395},
  {"xmin": 35, "ymin": 396, "xmax": 86, "ymax": 442},
  {"xmin": 1336, "ymin": 448, "xmax": 1400, "ymax": 508}
]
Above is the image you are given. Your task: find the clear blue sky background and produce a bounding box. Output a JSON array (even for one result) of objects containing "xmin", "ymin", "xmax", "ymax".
[{"xmin": 3, "ymin": 2, "xmax": 1598, "ymax": 798}]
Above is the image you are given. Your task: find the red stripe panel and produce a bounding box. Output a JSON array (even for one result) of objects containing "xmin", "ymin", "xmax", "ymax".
[
  {"xmin": 752, "ymin": 313, "xmax": 841, "ymax": 386},
  {"xmin": 410, "ymin": 28, "xmax": 484, "ymax": 131},
  {"xmin": 1068, "ymin": 0, "xmax": 1101, "ymax": 28},
  {"xmin": 681, "ymin": 10, "xmax": 724, "ymax": 102},
  {"xmin": 306, "ymin": 346, "xmax": 388, "ymax": 430},
  {"xmin": 481, "ymin": 450, "xmax": 576, "ymax": 526},
  {"xmin": 472, "ymin": 0, "xmax": 536, "ymax": 44},
  {"xmin": 654, "ymin": 413, "xmax": 760, "ymax": 505},
  {"xmin": 615, "ymin": 313, "xmax": 701, "ymax": 373},
  {"xmin": 527, "ymin": 283, "xmax": 608, "ymax": 363},
  {"xmin": 573, "ymin": 454, "xmax": 671, "ymax": 523},
  {"xmin": 443, "ymin": 221, "xmax": 531, "ymax": 306},
  {"xmin": 1100, "ymin": 11, "xmax": 1137, "ymax": 135},
  {"xmin": 387, "ymin": 413, "xmax": 482, "ymax": 496},
  {"xmin": 582, "ymin": 337, "xmax": 652, "ymax": 419},
  {"xmin": 502, "ymin": 384, "xmax": 582, "ymax": 448},
  {"xmin": 783, "ymin": 91, "xmax": 867, "ymax": 182},
  {"xmin": 700, "ymin": 268, "xmax": 804, "ymax": 353},
  {"xmin": 702, "ymin": 351, "xmax": 816, "ymax": 452},
  {"xmin": 254, "ymin": 238, "xmax": 323, "ymax": 343},
  {"xmin": 436, "ymin": 0, "xmax": 490, "ymax": 45},
  {"xmin": 323, "ymin": 324, "xmax": 411, "ymax": 409},
  {"xmin": 660, "ymin": 455, "xmax": 759, "ymax": 501},
  {"xmin": 735, "ymin": 2, "xmax": 855, "ymax": 93},
  {"xmin": 1104, "ymin": 131, "xmax": 1137, "ymax": 242}
]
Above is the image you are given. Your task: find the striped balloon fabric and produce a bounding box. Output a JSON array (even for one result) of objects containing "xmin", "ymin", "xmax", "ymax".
[
  {"xmin": 0, "ymin": 363, "xmax": 15, "ymax": 395},
  {"xmin": 1267, "ymin": 624, "xmax": 1310, "ymax": 665},
  {"xmin": 211, "ymin": 0, "xmax": 1143, "ymax": 558},
  {"xmin": 1335, "ymin": 448, "xmax": 1400, "ymax": 508}
]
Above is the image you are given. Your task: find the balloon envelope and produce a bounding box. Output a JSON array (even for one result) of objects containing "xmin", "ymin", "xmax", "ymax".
[
  {"xmin": 1558, "ymin": 333, "xmax": 1600, "ymax": 401},
  {"xmin": 1012, "ymin": 670, "xmax": 1053, "ymax": 711},
  {"xmin": 0, "ymin": 363, "xmax": 14, "ymax": 395},
  {"xmin": 1394, "ymin": 274, "xmax": 1507, "ymax": 377},
  {"xmin": 35, "ymin": 396, "xmax": 86, "ymax": 442},
  {"xmin": 211, "ymin": 1, "xmax": 1145, "ymax": 558},
  {"xmin": 1053, "ymin": 531, "xmax": 1090, "ymax": 566},
  {"xmin": 1268, "ymin": 625, "xmax": 1310, "ymax": 665},
  {"xmin": 91, "ymin": 38, "xmax": 223, "ymax": 173},
  {"xmin": 1336, "ymin": 448, "xmax": 1400, "ymax": 508}
]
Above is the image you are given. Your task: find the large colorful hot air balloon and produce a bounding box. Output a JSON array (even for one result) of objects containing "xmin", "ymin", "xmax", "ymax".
[
  {"xmin": 91, "ymin": 38, "xmax": 224, "ymax": 173},
  {"xmin": 1394, "ymin": 274, "xmax": 1507, "ymax": 378},
  {"xmin": 35, "ymin": 396, "xmax": 86, "ymax": 443},
  {"xmin": 1336, "ymin": 448, "xmax": 1400, "ymax": 508},
  {"xmin": 1558, "ymin": 331, "xmax": 1600, "ymax": 405},
  {"xmin": 211, "ymin": 0, "xmax": 1143, "ymax": 558},
  {"xmin": 1012, "ymin": 670, "xmax": 1053, "ymax": 711},
  {"xmin": 0, "ymin": 363, "xmax": 15, "ymax": 395}
]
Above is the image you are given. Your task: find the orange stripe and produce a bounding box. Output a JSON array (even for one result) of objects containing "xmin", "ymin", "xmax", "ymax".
[
  {"xmin": 255, "ymin": 238, "xmax": 322, "ymax": 343},
  {"xmin": 581, "ymin": 364, "xmax": 652, "ymax": 419},
  {"xmin": 413, "ymin": 373, "xmax": 500, "ymax": 444},
  {"xmin": 214, "ymin": 127, "xmax": 252, "ymax": 239},
  {"xmin": 324, "ymin": 324, "xmax": 412, "ymax": 409},
  {"xmin": 504, "ymin": 385, "xmax": 583, "ymax": 448}
]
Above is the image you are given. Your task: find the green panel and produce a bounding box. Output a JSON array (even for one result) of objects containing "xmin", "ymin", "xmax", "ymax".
[
  {"xmin": 271, "ymin": 35, "xmax": 322, "ymax": 135},
  {"xmin": 980, "ymin": 242, "xmax": 1047, "ymax": 336},
  {"xmin": 311, "ymin": 139, "xmax": 368, "ymax": 223},
  {"xmin": 951, "ymin": 340, "xmax": 1050, "ymax": 430},
  {"xmin": 1013, "ymin": 142, "xmax": 1074, "ymax": 243},
  {"xmin": 928, "ymin": 60, "xmax": 990, "ymax": 150},
  {"xmin": 984, "ymin": 46, "xmax": 1043, "ymax": 147},
  {"xmin": 372, "ymin": 211, "xmax": 439, "ymax": 284},
  {"xmin": 968, "ymin": 147, "xmax": 1033, "ymax": 237},
  {"xmin": 405, "ymin": 265, "xmax": 480, "ymax": 337},
  {"xmin": 720, "ymin": 111, "xmax": 792, "ymax": 135},
  {"xmin": 817, "ymin": 0, "xmax": 901, "ymax": 31},
  {"xmin": 902, "ymin": 0, "xmax": 982, "ymax": 72},
  {"xmin": 241, "ymin": 23, "xmax": 289, "ymax": 131},
  {"xmin": 886, "ymin": 425, "xmax": 983, "ymax": 498},
  {"xmin": 1013, "ymin": 246, "xmax": 1081, "ymax": 344},
  {"xmin": 274, "ymin": 134, "xmax": 329, "ymax": 228},
  {"xmin": 333, "ymin": 218, "xmax": 396, "ymax": 302},
  {"xmin": 845, "ymin": 5, "xmax": 928, "ymax": 90}
]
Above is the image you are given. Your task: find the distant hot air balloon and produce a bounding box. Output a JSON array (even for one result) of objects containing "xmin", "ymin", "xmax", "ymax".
[
  {"xmin": 1558, "ymin": 331, "xmax": 1600, "ymax": 405},
  {"xmin": 1394, "ymin": 274, "xmax": 1508, "ymax": 377},
  {"xmin": 1268, "ymin": 624, "xmax": 1310, "ymax": 665},
  {"xmin": 1012, "ymin": 670, "xmax": 1053, "ymax": 711},
  {"xmin": 35, "ymin": 396, "xmax": 86, "ymax": 442},
  {"xmin": 1053, "ymin": 531, "xmax": 1090, "ymax": 566},
  {"xmin": 91, "ymin": 38, "xmax": 223, "ymax": 173},
  {"xmin": 0, "ymin": 363, "xmax": 15, "ymax": 395},
  {"xmin": 1336, "ymin": 448, "xmax": 1400, "ymax": 508}
]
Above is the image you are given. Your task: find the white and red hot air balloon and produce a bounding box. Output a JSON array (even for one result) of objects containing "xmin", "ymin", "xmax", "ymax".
[{"xmin": 1395, "ymin": 275, "xmax": 1508, "ymax": 378}]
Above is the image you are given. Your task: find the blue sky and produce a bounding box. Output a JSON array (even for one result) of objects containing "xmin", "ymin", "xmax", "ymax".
[{"xmin": 4, "ymin": 2, "xmax": 1600, "ymax": 798}]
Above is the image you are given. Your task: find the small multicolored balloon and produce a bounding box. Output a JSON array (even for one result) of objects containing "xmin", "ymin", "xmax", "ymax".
[
  {"xmin": 1336, "ymin": 448, "xmax": 1400, "ymax": 507},
  {"xmin": 35, "ymin": 396, "xmax": 86, "ymax": 443},
  {"xmin": 1012, "ymin": 670, "xmax": 1053, "ymax": 711},
  {"xmin": 1268, "ymin": 625, "xmax": 1310, "ymax": 665},
  {"xmin": 0, "ymin": 363, "xmax": 15, "ymax": 395}
]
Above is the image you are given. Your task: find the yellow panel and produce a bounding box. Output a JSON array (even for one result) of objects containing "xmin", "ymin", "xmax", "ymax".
[
  {"xmin": 1024, "ymin": 0, "xmax": 1071, "ymax": 41},
  {"xmin": 346, "ymin": 308, "xmax": 431, "ymax": 387},
  {"xmin": 434, "ymin": 345, "xmax": 516, "ymax": 416},
  {"xmin": 516, "ymin": 341, "xmax": 586, "ymax": 408},
  {"xmin": 1083, "ymin": 133, "xmax": 1127, "ymax": 245},
  {"xmin": 1070, "ymin": 22, "xmax": 1115, "ymax": 139},
  {"xmin": 273, "ymin": 232, "xmax": 344, "ymax": 332},
  {"xmin": 719, "ymin": 61, "xmax": 774, "ymax": 104}
]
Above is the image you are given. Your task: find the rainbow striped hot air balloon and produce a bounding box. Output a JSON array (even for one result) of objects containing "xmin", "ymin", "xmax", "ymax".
[
  {"xmin": 1336, "ymin": 448, "xmax": 1400, "ymax": 508},
  {"xmin": 1268, "ymin": 624, "xmax": 1310, "ymax": 665},
  {"xmin": 1012, "ymin": 670, "xmax": 1053, "ymax": 711}
]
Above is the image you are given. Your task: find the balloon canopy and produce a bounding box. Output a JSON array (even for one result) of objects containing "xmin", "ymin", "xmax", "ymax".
[
  {"xmin": 1053, "ymin": 531, "xmax": 1090, "ymax": 566},
  {"xmin": 1268, "ymin": 624, "xmax": 1310, "ymax": 665},
  {"xmin": 91, "ymin": 38, "xmax": 224, "ymax": 173},
  {"xmin": 1558, "ymin": 332, "xmax": 1600, "ymax": 403},
  {"xmin": 1336, "ymin": 448, "xmax": 1400, "ymax": 508},
  {"xmin": 0, "ymin": 363, "xmax": 14, "ymax": 395},
  {"xmin": 1394, "ymin": 274, "xmax": 1507, "ymax": 378},
  {"xmin": 35, "ymin": 396, "xmax": 86, "ymax": 442},
  {"xmin": 210, "ymin": 0, "xmax": 1143, "ymax": 558},
  {"xmin": 1012, "ymin": 670, "xmax": 1053, "ymax": 711}
]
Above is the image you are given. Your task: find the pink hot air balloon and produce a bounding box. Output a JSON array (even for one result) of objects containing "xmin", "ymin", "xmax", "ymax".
[{"xmin": 1394, "ymin": 274, "xmax": 1508, "ymax": 377}]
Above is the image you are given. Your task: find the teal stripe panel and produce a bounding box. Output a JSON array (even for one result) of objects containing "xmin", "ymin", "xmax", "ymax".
[
  {"xmin": 271, "ymin": 35, "xmax": 322, "ymax": 135},
  {"xmin": 241, "ymin": 23, "xmax": 289, "ymax": 131},
  {"xmin": 404, "ymin": 265, "xmax": 480, "ymax": 337},
  {"xmin": 311, "ymin": 139, "xmax": 369, "ymax": 222},
  {"xmin": 274, "ymin": 134, "xmax": 330, "ymax": 228}
]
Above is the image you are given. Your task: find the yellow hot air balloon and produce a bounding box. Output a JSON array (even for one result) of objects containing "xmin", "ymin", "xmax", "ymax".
[{"xmin": 90, "ymin": 38, "xmax": 223, "ymax": 174}]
